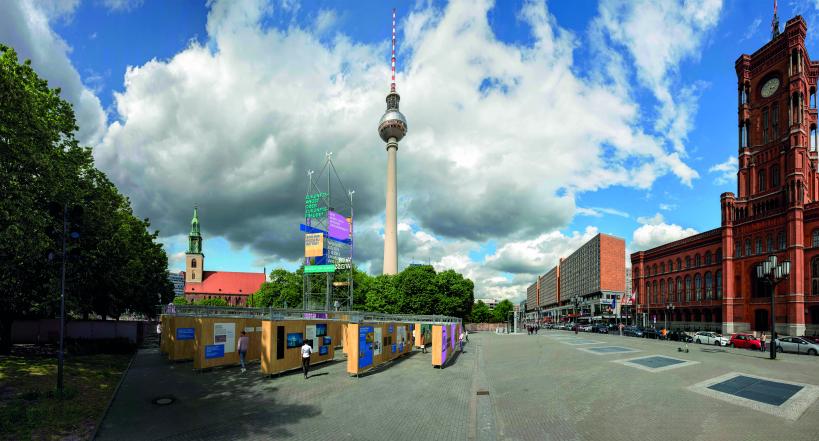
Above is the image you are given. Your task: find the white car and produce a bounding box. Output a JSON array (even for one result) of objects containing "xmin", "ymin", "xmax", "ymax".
[
  {"xmin": 693, "ymin": 331, "xmax": 729, "ymax": 346},
  {"xmin": 579, "ymin": 324, "xmax": 593, "ymax": 332}
]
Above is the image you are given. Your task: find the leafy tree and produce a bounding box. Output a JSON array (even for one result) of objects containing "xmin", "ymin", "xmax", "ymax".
[
  {"xmin": 173, "ymin": 296, "xmax": 189, "ymax": 305},
  {"xmin": 395, "ymin": 265, "xmax": 438, "ymax": 315},
  {"xmin": 249, "ymin": 268, "xmax": 301, "ymax": 308},
  {"xmin": 435, "ymin": 269, "xmax": 474, "ymax": 319},
  {"xmin": 493, "ymin": 299, "xmax": 514, "ymax": 323},
  {"xmin": 194, "ymin": 298, "xmax": 228, "ymax": 306},
  {"xmin": 470, "ymin": 300, "xmax": 491, "ymax": 323}
]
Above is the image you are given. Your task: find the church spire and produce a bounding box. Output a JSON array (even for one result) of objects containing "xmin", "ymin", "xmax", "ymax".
[
  {"xmin": 187, "ymin": 206, "xmax": 202, "ymax": 254},
  {"xmin": 771, "ymin": 0, "xmax": 780, "ymax": 40}
]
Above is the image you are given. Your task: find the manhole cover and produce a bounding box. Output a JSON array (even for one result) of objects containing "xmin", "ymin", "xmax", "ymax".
[
  {"xmin": 476, "ymin": 390, "xmax": 490, "ymax": 395},
  {"xmin": 152, "ymin": 396, "xmax": 175, "ymax": 406}
]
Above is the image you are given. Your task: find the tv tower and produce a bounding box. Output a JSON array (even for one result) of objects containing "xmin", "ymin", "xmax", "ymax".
[{"xmin": 378, "ymin": 8, "xmax": 407, "ymax": 275}]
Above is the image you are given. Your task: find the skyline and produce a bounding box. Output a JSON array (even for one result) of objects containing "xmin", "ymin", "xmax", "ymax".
[{"xmin": 6, "ymin": 0, "xmax": 819, "ymax": 304}]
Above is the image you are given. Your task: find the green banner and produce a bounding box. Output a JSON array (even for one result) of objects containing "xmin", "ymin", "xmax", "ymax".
[{"xmin": 304, "ymin": 264, "xmax": 336, "ymax": 273}]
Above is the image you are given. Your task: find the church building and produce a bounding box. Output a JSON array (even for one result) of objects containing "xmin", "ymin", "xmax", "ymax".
[
  {"xmin": 182, "ymin": 207, "xmax": 266, "ymax": 306},
  {"xmin": 631, "ymin": 15, "xmax": 819, "ymax": 337}
]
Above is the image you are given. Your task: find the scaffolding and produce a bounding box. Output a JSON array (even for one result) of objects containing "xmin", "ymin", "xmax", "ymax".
[
  {"xmin": 161, "ymin": 305, "xmax": 461, "ymax": 325},
  {"xmin": 302, "ymin": 153, "xmax": 354, "ymax": 311}
]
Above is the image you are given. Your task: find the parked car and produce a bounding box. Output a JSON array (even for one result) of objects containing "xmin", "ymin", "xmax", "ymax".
[
  {"xmin": 667, "ymin": 330, "xmax": 693, "ymax": 343},
  {"xmin": 623, "ymin": 326, "xmax": 644, "ymax": 338},
  {"xmin": 729, "ymin": 333, "xmax": 761, "ymax": 350},
  {"xmin": 579, "ymin": 324, "xmax": 593, "ymax": 332},
  {"xmin": 693, "ymin": 331, "xmax": 729, "ymax": 346},
  {"xmin": 800, "ymin": 335, "xmax": 819, "ymax": 344},
  {"xmin": 592, "ymin": 324, "xmax": 609, "ymax": 334},
  {"xmin": 642, "ymin": 328, "xmax": 662, "ymax": 339},
  {"xmin": 776, "ymin": 336, "xmax": 819, "ymax": 355}
]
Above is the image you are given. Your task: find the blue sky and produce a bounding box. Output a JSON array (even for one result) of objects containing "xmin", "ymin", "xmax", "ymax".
[{"xmin": 4, "ymin": 0, "xmax": 819, "ymax": 302}]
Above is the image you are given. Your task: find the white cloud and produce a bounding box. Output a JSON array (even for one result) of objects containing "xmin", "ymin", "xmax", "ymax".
[
  {"xmin": 101, "ymin": 0, "xmax": 144, "ymax": 12},
  {"xmin": 632, "ymin": 212, "xmax": 698, "ymax": 250},
  {"xmin": 709, "ymin": 155, "xmax": 737, "ymax": 185},
  {"xmin": 659, "ymin": 203, "xmax": 676, "ymax": 211},
  {"xmin": 576, "ymin": 207, "xmax": 629, "ymax": 218},
  {"xmin": 315, "ymin": 9, "xmax": 337, "ymax": 34},
  {"xmin": 741, "ymin": 17, "xmax": 762, "ymax": 42}
]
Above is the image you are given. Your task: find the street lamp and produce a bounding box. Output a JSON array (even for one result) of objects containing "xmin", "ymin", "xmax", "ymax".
[
  {"xmin": 755, "ymin": 254, "xmax": 790, "ymax": 360},
  {"xmin": 665, "ymin": 303, "xmax": 675, "ymax": 332}
]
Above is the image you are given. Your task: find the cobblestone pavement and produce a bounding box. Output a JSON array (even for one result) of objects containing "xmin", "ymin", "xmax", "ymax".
[{"xmin": 97, "ymin": 331, "xmax": 819, "ymax": 440}]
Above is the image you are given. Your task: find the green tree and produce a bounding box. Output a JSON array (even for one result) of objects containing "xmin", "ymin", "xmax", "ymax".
[
  {"xmin": 470, "ymin": 300, "xmax": 491, "ymax": 323},
  {"xmin": 493, "ymin": 299, "xmax": 514, "ymax": 323},
  {"xmin": 364, "ymin": 274, "xmax": 400, "ymax": 313},
  {"xmin": 194, "ymin": 298, "xmax": 228, "ymax": 306},
  {"xmin": 249, "ymin": 268, "xmax": 301, "ymax": 308},
  {"xmin": 173, "ymin": 296, "xmax": 189, "ymax": 305},
  {"xmin": 395, "ymin": 265, "xmax": 438, "ymax": 314},
  {"xmin": 435, "ymin": 269, "xmax": 474, "ymax": 319}
]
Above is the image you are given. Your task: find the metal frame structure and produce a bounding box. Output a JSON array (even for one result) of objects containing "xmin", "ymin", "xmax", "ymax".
[
  {"xmin": 303, "ymin": 153, "xmax": 354, "ymax": 311},
  {"xmin": 161, "ymin": 305, "xmax": 461, "ymax": 325}
]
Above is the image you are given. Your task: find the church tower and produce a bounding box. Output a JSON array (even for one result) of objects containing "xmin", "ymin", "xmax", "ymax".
[{"xmin": 185, "ymin": 206, "xmax": 204, "ymax": 283}]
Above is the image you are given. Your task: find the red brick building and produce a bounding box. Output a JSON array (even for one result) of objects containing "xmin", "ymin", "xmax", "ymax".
[
  {"xmin": 526, "ymin": 233, "xmax": 625, "ymax": 323},
  {"xmin": 631, "ymin": 16, "xmax": 819, "ymax": 336},
  {"xmin": 182, "ymin": 207, "xmax": 265, "ymax": 306}
]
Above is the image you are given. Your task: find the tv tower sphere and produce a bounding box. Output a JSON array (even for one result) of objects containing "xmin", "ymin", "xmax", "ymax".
[{"xmin": 378, "ymin": 93, "xmax": 407, "ymax": 142}]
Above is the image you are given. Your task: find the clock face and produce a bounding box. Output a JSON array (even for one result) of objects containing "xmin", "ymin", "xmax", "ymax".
[{"xmin": 761, "ymin": 77, "xmax": 780, "ymax": 98}]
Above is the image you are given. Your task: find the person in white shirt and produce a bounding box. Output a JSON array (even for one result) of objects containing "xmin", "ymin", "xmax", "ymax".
[{"xmin": 301, "ymin": 341, "xmax": 313, "ymax": 379}]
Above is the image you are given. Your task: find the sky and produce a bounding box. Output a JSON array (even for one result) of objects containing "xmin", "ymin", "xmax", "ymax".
[{"xmin": 5, "ymin": 0, "xmax": 819, "ymax": 304}]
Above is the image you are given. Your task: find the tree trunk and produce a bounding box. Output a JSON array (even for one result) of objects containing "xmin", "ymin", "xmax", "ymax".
[{"xmin": 0, "ymin": 315, "xmax": 13, "ymax": 355}]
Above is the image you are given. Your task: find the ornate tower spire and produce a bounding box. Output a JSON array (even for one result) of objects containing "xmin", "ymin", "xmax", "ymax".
[
  {"xmin": 771, "ymin": 0, "xmax": 780, "ymax": 40},
  {"xmin": 378, "ymin": 8, "xmax": 408, "ymax": 275},
  {"xmin": 187, "ymin": 206, "xmax": 202, "ymax": 254}
]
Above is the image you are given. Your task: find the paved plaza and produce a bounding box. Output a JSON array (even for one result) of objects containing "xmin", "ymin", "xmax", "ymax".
[{"xmin": 97, "ymin": 331, "xmax": 819, "ymax": 440}]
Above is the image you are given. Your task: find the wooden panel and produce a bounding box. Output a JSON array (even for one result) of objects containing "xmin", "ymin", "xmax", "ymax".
[
  {"xmin": 346, "ymin": 322, "xmax": 413, "ymax": 375},
  {"xmin": 193, "ymin": 318, "xmax": 262, "ymax": 369},
  {"xmin": 169, "ymin": 316, "xmax": 197, "ymax": 361},
  {"xmin": 431, "ymin": 325, "xmax": 443, "ymax": 366},
  {"xmin": 259, "ymin": 320, "xmax": 336, "ymax": 375},
  {"xmin": 346, "ymin": 323, "xmax": 359, "ymax": 374}
]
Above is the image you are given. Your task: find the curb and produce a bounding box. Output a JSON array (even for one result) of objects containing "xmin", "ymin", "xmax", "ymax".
[{"xmin": 91, "ymin": 348, "xmax": 139, "ymax": 440}]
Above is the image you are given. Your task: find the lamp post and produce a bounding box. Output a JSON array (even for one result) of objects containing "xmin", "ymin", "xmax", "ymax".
[
  {"xmin": 755, "ymin": 255, "xmax": 791, "ymax": 360},
  {"xmin": 665, "ymin": 303, "xmax": 675, "ymax": 332}
]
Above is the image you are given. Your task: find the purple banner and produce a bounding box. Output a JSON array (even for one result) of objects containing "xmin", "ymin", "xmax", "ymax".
[
  {"xmin": 303, "ymin": 313, "xmax": 328, "ymax": 319},
  {"xmin": 327, "ymin": 210, "xmax": 350, "ymax": 241}
]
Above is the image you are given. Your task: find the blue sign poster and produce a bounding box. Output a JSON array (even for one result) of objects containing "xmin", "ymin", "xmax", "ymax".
[
  {"xmin": 323, "ymin": 336, "xmax": 332, "ymax": 345},
  {"xmin": 399, "ymin": 342, "xmax": 404, "ymax": 352},
  {"xmin": 176, "ymin": 328, "xmax": 195, "ymax": 340},
  {"xmin": 391, "ymin": 344, "xmax": 396, "ymax": 353},
  {"xmin": 316, "ymin": 323, "xmax": 327, "ymax": 336},
  {"xmin": 319, "ymin": 346, "xmax": 328, "ymax": 355},
  {"xmin": 359, "ymin": 326, "xmax": 374, "ymax": 369},
  {"xmin": 205, "ymin": 344, "xmax": 224, "ymax": 359},
  {"xmin": 388, "ymin": 324, "xmax": 394, "ymax": 334}
]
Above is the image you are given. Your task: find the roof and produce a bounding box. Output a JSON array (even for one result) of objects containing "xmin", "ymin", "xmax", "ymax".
[{"xmin": 184, "ymin": 271, "xmax": 266, "ymax": 296}]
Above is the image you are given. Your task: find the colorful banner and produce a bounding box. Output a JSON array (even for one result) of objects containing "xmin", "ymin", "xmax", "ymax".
[
  {"xmin": 205, "ymin": 344, "xmax": 224, "ymax": 359},
  {"xmin": 304, "ymin": 264, "xmax": 335, "ymax": 273},
  {"xmin": 305, "ymin": 233, "xmax": 324, "ymax": 257},
  {"xmin": 176, "ymin": 328, "xmax": 194, "ymax": 340},
  {"xmin": 359, "ymin": 326, "xmax": 374, "ymax": 368},
  {"xmin": 328, "ymin": 210, "xmax": 351, "ymax": 240}
]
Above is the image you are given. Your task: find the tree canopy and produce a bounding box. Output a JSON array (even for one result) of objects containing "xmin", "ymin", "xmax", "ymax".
[{"xmin": 0, "ymin": 45, "xmax": 173, "ymax": 353}]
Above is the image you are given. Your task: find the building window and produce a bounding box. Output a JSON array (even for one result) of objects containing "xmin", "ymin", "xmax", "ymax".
[
  {"xmin": 676, "ymin": 258, "xmax": 682, "ymax": 271},
  {"xmin": 813, "ymin": 257, "xmax": 819, "ymax": 295},
  {"xmin": 695, "ymin": 274, "xmax": 702, "ymax": 301},
  {"xmin": 716, "ymin": 248, "xmax": 722, "ymax": 262},
  {"xmin": 766, "ymin": 235, "xmax": 773, "ymax": 253},
  {"xmin": 771, "ymin": 165, "xmax": 780, "ymax": 187},
  {"xmin": 772, "ymin": 102, "xmax": 779, "ymax": 138},
  {"xmin": 668, "ymin": 278, "xmax": 674, "ymax": 302},
  {"xmin": 745, "ymin": 239, "xmax": 751, "ymax": 256},
  {"xmin": 675, "ymin": 278, "xmax": 682, "ymax": 302},
  {"xmin": 755, "ymin": 238, "xmax": 763, "ymax": 254},
  {"xmin": 685, "ymin": 276, "xmax": 692, "ymax": 302},
  {"xmin": 812, "ymin": 125, "xmax": 818, "ymax": 152},
  {"xmin": 813, "ymin": 230, "xmax": 819, "ymax": 248},
  {"xmin": 694, "ymin": 254, "xmax": 701, "ymax": 267},
  {"xmin": 668, "ymin": 260, "xmax": 673, "ymax": 273},
  {"xmin": 704, "ymin": 252, "xmax": 712, "ymax": 265},
  {"xmin": 192, "ymin": 271, "xmax": 196, "ymax": 279},
  {"xmin": 758, "ymin": 170, "xmax": 766, "ymax": 192},
  {"xmin": 735, "ymin": 242, "xmax": 742, "ymax": 258},
  {"xmin": 191, "ymin": 258, "xmax": 197, "ymax": 268},
  {"xmin": 705, "ymin": 272, "xmax": 713, "ymax": 300},
  {"xmin": 660, "ymin": 263, "xmax": 665, "ymax": 274},
  {"xmin": 779, "ymin": 231, "xmax": 786, "ymax": 250},
  {"xmin": 715, "ymin": 270, "xmax": 722, "ymax": 299},
  {"xmin": 653, "ymin": 264, "xmax": 658, "ymax": 276},
  {"xmin": 685, "ymin": 256, "xmax": 691, "ymax": 269},
  {"xmin": 660, "ymin": 279, "xmax": 665, "ymax": 304},
  {"xmin": 763, "ymin": 108, "xmax": 769, "ymax": 144},
  {"xmin": 646, "ymin": 282, "xmax": 651, "ymax": 304},
  {"xmin": 741, "ymin": 122, "xmax": 748, "ymax": 148}
]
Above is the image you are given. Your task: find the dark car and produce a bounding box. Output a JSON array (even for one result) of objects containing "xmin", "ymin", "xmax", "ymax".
[
  {"xmin": 800, "ymin": 335, "xmax": 819, "ymax": 344},
  {"xmin": 623, "ymin": 326, "xmax": 643, "ymax": 337},
  {"xmin": 642, "ymin": 328, "xmax": 662, "ymax": 339},
  {"xmin": 667, "ymin": 330, "xmax": 693, "ymax": 342},
  {"xmin": 592, "ymin": 324, "xmax": 609, "ymax": 334}
]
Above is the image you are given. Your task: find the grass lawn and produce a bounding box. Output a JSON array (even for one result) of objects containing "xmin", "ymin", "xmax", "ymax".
[{"xmin": 0, "ymin": 350, "xmax": 132, "ymax": 440}]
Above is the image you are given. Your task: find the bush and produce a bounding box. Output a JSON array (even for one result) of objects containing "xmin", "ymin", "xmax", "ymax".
[
  {"xmin": 194, "ymin": 298, "xmax": 228, "ymax": 306},
  {"xmin": 172, "ymin": 296, "xmax": 188, "ymax": 305},
  {"xmin": 65, "ymin": 337, "xmax": 137, "ymax": 355}
]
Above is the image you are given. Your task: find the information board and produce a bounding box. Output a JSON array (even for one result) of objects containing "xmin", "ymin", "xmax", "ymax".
[
  {"xmin": 176, "ymin": 328, "xmax": 195, "ymax": 340},
  {"xmin": 205, "ymin": 344, "xmax": 224, "ymax": 359},
  {"xmin": 359, "ymin": 326, "xmax": 374, "ymax": 368}
]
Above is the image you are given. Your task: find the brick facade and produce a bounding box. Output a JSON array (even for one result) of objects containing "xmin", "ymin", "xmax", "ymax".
[{"xmin": 631, "ymin": 17, "xmax": 819, "ymax": 336}]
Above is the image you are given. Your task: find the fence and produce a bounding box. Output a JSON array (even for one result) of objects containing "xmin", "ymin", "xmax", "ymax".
[{"xmin": 11, "ymin": 319, "xmax": 151, "ymax": 344}]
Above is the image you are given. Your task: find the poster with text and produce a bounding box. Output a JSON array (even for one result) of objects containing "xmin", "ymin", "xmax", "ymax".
[
  {"xmin": 316, "ymin": 323, "xmax": 327, "ymax": 336},
  {"xmin": 397, "ymin": 326, "xmax": 407, "ymax": 344},
  {"xmin": 373, "ymin": 327, "xmax": 383, "ymax": 356},
  {"xmin": 441, "ymin": 325, "xmax": 448, "ymax": 363},
  {"xmin": 450, "ymin": 324, "xmax": 456, "ymax": 352},
  {"xmin": 305, "ymin": 233, "xmax": 324, "ymax": 257},
  {"xmin": 306, "ymin": 325, "xmax": 318, "ymax": 353},
  {"xmin": 358, "ymin": 326, "xmax": 374, "ymax": 368},
  {"xmin": 214, "ymin": 322, "xmax": 236, "ymax": 353}
]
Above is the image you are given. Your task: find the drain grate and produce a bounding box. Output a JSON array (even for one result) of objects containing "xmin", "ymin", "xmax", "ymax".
[
  {"xmin": 152, "ymin": 396, "xmax": 176, "ymax": 406},
  {"xmin": 476, "ymin": 390, "xmax": 490, "ymax": 396}
]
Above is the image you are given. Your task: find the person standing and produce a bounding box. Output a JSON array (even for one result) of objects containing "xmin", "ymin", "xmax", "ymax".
[
  {"xmin": 301, "ymin": 340, "xmax": 313, "ymax": 379},
  {"xmin": 464, "ymin": 329, "xmax": 469, "ymax": 343},
  {"xmin": 459, "ymin": 331, "xmax": 465, "ymax": 351},
  {"xmin": 237, "ymin": 331, "xmax": 249, "ymax": 373},
  {"xmin": 759, "ymin": 332, "xmax": 767, "ymax": 352}
]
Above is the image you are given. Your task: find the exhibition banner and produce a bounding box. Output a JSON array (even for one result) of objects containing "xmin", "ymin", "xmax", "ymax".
[
  {"xmin": 374, "ymin": 327, "xmax": 383, "ymax": 356},
  {"xmin": 214, "ymin": 323, "xmax": 236, "ymax": 353},
  {"xmin": 359, "ymin": 326, "xmax": 374, "ymax": 368},
  {"xmin": 304, "ymin": 264, "xmax": 336, "ymax": 273},
  {"xmin": 176, "ymin": 327, "xmax": 195, "ymax": 340},
  {"xmin": 328, "ymin": 210, "xmax": 351, "ymax": 241},
  {"xmin": 441, "ymin": 325, "xmax": 448, "ymax": 363},
  {"xmin": 205, "ymin": 344, "xmax": 224, "ymax": 359},
  {"xmin": 305, "ymin": 233, "xmax": 324, "ymax": 257}
]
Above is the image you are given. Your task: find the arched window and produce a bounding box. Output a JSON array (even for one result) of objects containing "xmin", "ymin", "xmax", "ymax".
[
  {"xmin": 755, "ymin": 238, "xmax": 762, "ymax": 254},
  {"xmin": 812, "ymin": 230, "xmax": 819, "ymax": 247},
  {"xmin": 741, "ymin": 121, "xmax": 748, "ymax": 148},
  {"xmin": 771, "ymin": 165, "xmax": 780, "ymax": 188},
  {"xmin": 191, "ymin": 258, "xmax": 197, "ymax": 268},
  {"xmin": 772, "ymin": 102, "xmax": 779, "ymax": 137},
  {"xmin": 685, "ymin": 276, "xmax": 692, "ymax": 302},
  {"xmin": 758, "ymin": 170, "xmax": 766, "ymax": 192},
  {"xmin": 653, "ymin": 280, "xmax": 658, "ymax": 304},
  {"xmin": 192, "ymin": 270, "xmax": 196, "ymax": 279},
  {"xmin": 735, "ymin": 242, "xmax": 742, "ymax": 258},
  {"xmin": 660, "ymin": 263, "xmax": 665, "ymax": 274},
  {"xmin": 715, "ymin": 270, "xmax": 722, "ymax": 299},
  {"xmin": 779, "ymin": 231, "xmax": 786, "ymax": 250},
  {"xmin": 694, "ymin": 254, "xmax": 701, "ymax": 267},
  {"xmin": 668, "ymin": 260, "xmax": 673, "ymax": 272},
  {"xmin": 660, "ymin": 279, "xmax": 665, "ymax": 304},
  {"xmin": 704, "ymin": 251, "xmax": 712, "ymax": 265},
  {"xmin": 812, "ymin": 257, "xmax": 819, "ymax": 295},
  {"xmin": 745, "ymin": 239, "xmax": 752, "ymax": 256},
  {"xmin": 716, "ymin": 248, "xmax": 722, "ymax": 262},
  {"xmin": 812, "ymin": 87, "xmax": 817, "ymax": 108},
  {"xmin": 668, "ymin": 278, "xmax": 674, "ymax": 302},
  {"xmin": 676, "ymin": 277, "xmax": 683, "ymax": 302},
  {"xmin": 653, "ymin": 264, "xmax": 658, "ymax": 276},
  {"xmin": 685, "ymin": 256, "xmax": 691, "ymax": 269},
  {"xmin": 646, "ymin": 282, "xmax": 651, "ymax": 304},
  {"xmin": 676, "ymin": 258, "xmax": 682, "ymax": 271},
  {"xmin": 705, "ymin": 272, "xmax": 713, "ymax": 300},
  {"xmin": 762, "ymin": 107, "xmax": 769, "ymax": 143},
  {"xmin": 766, "ymin": 235, "xmax": 773, "ymax": 253},
  {"xmin": 695, "ymin": 273, "xmax": 702, "ymax": 301},
  {"xmin": 812, "ymin": 125, "xmax": 818, "ymax": 152}
]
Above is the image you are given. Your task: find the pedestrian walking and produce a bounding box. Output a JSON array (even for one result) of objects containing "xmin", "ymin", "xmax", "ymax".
[
  {"xmin": 301, "ymin": 340, "xmax": 313, "ymax": 379},
  {"xmin": 759, "ymin": 332, "xmax": 767, "ymax": 352},
  {"xmin": 237, "ymin": 331, "xmax": 249, "ymax": 373},
  {"xmin": 464, "ymin": 329, "xmax": 469, "ymax": 343},
  {"xmin": 459, "ymin": 331, "xmax": 465, "ymax": 351}
]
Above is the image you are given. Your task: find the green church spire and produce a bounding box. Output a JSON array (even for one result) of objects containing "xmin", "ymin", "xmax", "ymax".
[{"xmin": 187, "ymin": 206, "xmax": 202, "ymax": 254}]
